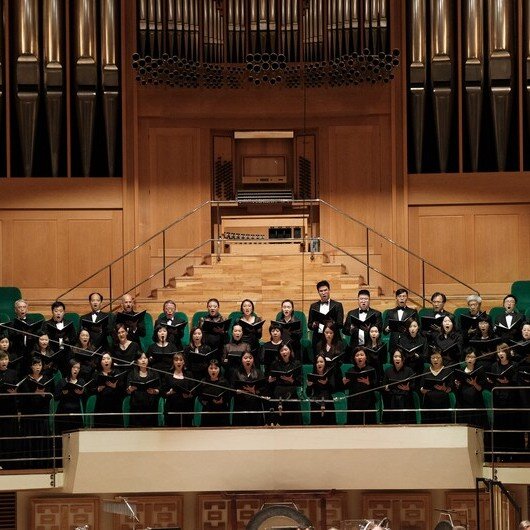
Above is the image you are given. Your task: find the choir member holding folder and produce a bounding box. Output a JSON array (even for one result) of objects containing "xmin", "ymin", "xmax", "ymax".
[
  {"xmin": 154, "ymin": 300, "xmax": 187, "ymax": 350},
  {"xmin": 79, "ymin": 292, "xmax": 110, "ymax": 350},
  {"xmin": 238, "ymin": 299, "xmax": 264, "ymax": 355},
  {"xmin": 163, "ymin": 352, "xmax": 195, "ymax": 427},
  {"xmin": 420, "ymin": 349, "xmax": 453, "ymax": 424},
  {"xmin": 432, "ymin": 315, "xmax": 463, "ymax": 364},
  {"xmin": 199, "ymin": 298, "xmax": 230, "ymax": 352},
  {"xmin": 93, "ymin": 353, "xmax": 126, "ymax": 428},
  {"xmin": 126, "ymin": 352, "xmax": 161, "ymax": 427},
  {"xmin": 116, "ymin": 294, "xmax": 146, "ymax": 347},
  {"xmin": 18, "ymin": 357, "xmax": 54, "ymax": 468},
  {"xmin": 382, "ymin": 350, "xmax": 416, "ymax": 424},
  {"xmin": 146, "ymin": 325, "xmax": 177, "ymax": 373},
  {"xmin": 231, "ymin": 351, "xmax": 266, "ymax": 426},
  {"xmin": 306, "ymin": 353, "xmax": 337, "ymax": 425},
  {"xmin": 343, "ymin": 347, "xmax": 377, "ymax": 425},
  {"xmin": 275, "ymin": 299, "xmax": 303, "ymax": 360},
  {"xmin": 343, "ymin": 289, "xmax": 382, "ymax": 347},
  {"xmin": 308, "ymin": 281, "xmax": 344, "ymax": 356},
  {"xmin": 268, "ymin": 342, "xmax": 302, "ymax": 425},
  {"xmin": 185, "ymin": 326, "xmax": 216, "ymax": 381},
  {"xmin": 0, "ymin": 351, "xmax": 20, "ymax": 469},
  {"xmin": 453, "ymin": 349, "xmax": 486, "ymax": 428},
  {"xmin": 197, "ymin": 359, "xmax": 231, "ymax": 427}
]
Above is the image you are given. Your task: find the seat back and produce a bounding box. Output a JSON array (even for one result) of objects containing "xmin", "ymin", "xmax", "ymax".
[
  {"xmin": 0, "ymin": 287, "xmax": 22, "ymax": 319},
  {"xmin": 511, "ymin": 280, "xmax": 530, "ymax": 311}
]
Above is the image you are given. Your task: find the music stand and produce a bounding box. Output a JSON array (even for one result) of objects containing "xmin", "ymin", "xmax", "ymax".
[{"xmin": 103, "ymin": 497, "xmax": 139, "ymax": 530}]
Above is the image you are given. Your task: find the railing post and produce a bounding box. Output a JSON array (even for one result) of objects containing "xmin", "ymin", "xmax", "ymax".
[
  {"xmin": 422, "ymin": 260, "xmax": 426, "ymax": 307},
  {"xmin": 366, "ymin": 227, "xmax": 370, "ymax": 285},
  {"xmin": 216, "ymin": 236, "xmax": 221, "ymax": 262},
  {"xmin": 162, "ymin": 230, "xmax": 167, "ymax": 286},
  {"xmin": 109, "ymin": 265, "xmax": 113, "ymax": 309}
]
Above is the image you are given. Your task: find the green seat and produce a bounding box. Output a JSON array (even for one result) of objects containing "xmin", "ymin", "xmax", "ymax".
[
  {"xmin": 448, "ymin": 392, "xmax": 457, "ymax": 423},
  {"xmin": 192, "ymin": 396, "xmax": 203, "ymax": 427},
  {"xmin": 301, "ymin": 364, "xmax": 313, "ymax": 391},
  {"xmin": 412, "ymin": 391, "xmax": 422, "ymax": 424},
  {"xmin": 157, "ymin": 397, "xmax": 166, "ymax": 427},
  {"xmin": 511, "ymin": 281, "xmax": 530, "ymax": 312},
  {"xmin": 297, "ymin": 386, "xmax": 311, "ymax": 425},
  {"xmin": 227, "ymin": 311, "xmax": 243, "ymax": 335},
  {"xmin": 192, "ymin": 311, "xmax": 208, "ymax": 328},
  {"xmin": 488, "ymin": 307, "xmax": 504, "ymax": 325},
  {"xmin": 0, "ymin": 313, "xmax": 10, "ymax": 325},
  {"xmin": 381, "ymin": 309, "xmax": 391, "ymax": 345},
  {"xmin": 157, "ymin": 311, "xmax": 190, "ymax": 346},
  {"xmin": 453, "ymin": 307, "xmax": 468, "ymax": 330},
  {"xmin": 333, "ymin": 392, "xmax": 348, "ymax": 425},
  {"xmin": 526, "ymin": 308, "xmax": 530, "ymax": 322},
  {"xmin": 122, "ymin": 396, "xmax": 131, "ymax": 427},
  {"xmin": 275, "ymin": 310, "xmax": 309, "ymax": 341},
  {"xmin": 140, "ymin": 313, "xmax": 154, "ymax": 353},
  {"xmin": 65, "ymin": 312, "xmax": 80, "ymax": 331},
  {"xmin": 0, "ymin": 287, "xmax": 22, "ymax": 319},
  {"xmin": 28, "ymin": 312, "xmax": 45, "ymax": 324},
  {"xmin": 482, "ymin": 389, "xmax": 493, "ymax": 427},
  {"xmin": 85, "ymin": 394, "xmax": 97, "ymax": 428}
]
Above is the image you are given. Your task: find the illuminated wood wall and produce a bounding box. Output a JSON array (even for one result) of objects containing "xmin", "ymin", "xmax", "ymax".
[{"xmin": 0, "ymin": 0, "xmax": 528, "ymax": 305}]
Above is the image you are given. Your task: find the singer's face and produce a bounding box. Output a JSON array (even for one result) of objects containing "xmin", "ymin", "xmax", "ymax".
[
  {"xmin": 0, "ymin": 338, "xmax": 9, "ymax": 352},
  {"xmin": 279, "ymin": 345, "xmax": 291, "ymax": 362},
  {"xmin": 369, "ymin": 327, "xmax": 379, "ymax": 341},
  {"xmin": 442, "ymin": 316, "xmax": 453, "ymax": 333},
  {"xmin": 393, "ymin": 351, "xmax": 403, "ymax": 368},
  {"xmin": 523, "ymin": 324, "xmax": 530, "ymax": 340},
  {"xmin": 39, "ymin": 335, "xmax": 50, "ymax": 349},
  {"xmin": 232, "ymin": 326, "xmax": 243, "ymax": 341},
  {"xmin": 354, "ymin": 350, "xmax": 367, "ymax": 367},
  {"xmin": 358, "ymin": 295, "xmax": 370, "ymax": 310},
  {"xmin": 270, "ymin": 328, "xmax": 282, "ymax": 342},
  {"xmin": 315, "ymin": 356, "xmax": 326, "ymax": 373}
]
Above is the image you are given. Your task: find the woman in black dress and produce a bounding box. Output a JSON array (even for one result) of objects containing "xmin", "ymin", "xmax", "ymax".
[
  {"xmin": 126, "ymin": 351, "xmax": 161, "ymax": 427},
  {"xmin": 486, "ymin": 343, "xmax": 522, "ymax": 461},
  {"xmin": 419, "ymin": 349, "xmax": 453, "ymax": 424},
  {"xmin": 317, "ymin": 320, "xmax": 345, "ymax": 389},
  {"xmin": 0, "ymin": 350, "xmax": 20, "ymax": 469},
  {"xmin": 231, "ymin": 351, "xmax": 266, "ymax": 426},
  {"xmin": 199, "ymin": 298, "xmax": 229, "ymax": 353},
  {"xmin": 278, "ymin": 299, "xmax": 302, "ymax": 361},
  {"xmin": 54, "ymin": 359, "xmax": 87, "ymax": 462},
  {"xmin": 93, "ymin": 352, "xmax": 125, "ymax": 428},
  {"xmin": 163, "ymin": 352, "xmax": 195, "ymax": 427},
  {"xmin": 454, "ymin": 348, "xmax": 486, "ymax": 428},
  {"xmin": 146, "ymin": 324, "xmax": 175, "ymax": 374},
  {"xmin": 112, "ymin": 323, "xmax": 140, "ymax": 368},
  {"xmin": 18, "ymin": 356, "xmax": 54, "ymax": 468},
  {"xmin": 397, "ymin": 319, "xmax": 428, "ymax": 375},
  {"xmin": 433, "ymin": 315, "xmax": 464, "ymax": 364},
  {"xmin": 343, "ymin": 347, "xmax": 378, "ymax": 425},
  {"xmin": 364, "ymin": 324, "xmax": 388, "ymax": 379},
  {"xmin": 198, "ymin": 358, "xmax": 231, "ymax": 427},
  {"xmin": 306, "ymin": 353, "xmax": 337, "ymax": 425},
  {"xmin": 268, "ymin": 341, "xmax": 302, "ymax": 425},
  {"xmin": 223, "ymin": 324, "xmax": 251, "ymax": 378},
  {"xmin": 238, "ymin": 299, "xmax": 263, "ymax": 355},
  {"xmin": 382, "ymin": 349, "xmax": 416, "ymax": 424},
  {"xmin": 184, "ymin": 326, "xmax": 214, "ymax": 381},
  {"xmin": 72, "ymin": 328, "xmax": 98, "ymax": 381}
]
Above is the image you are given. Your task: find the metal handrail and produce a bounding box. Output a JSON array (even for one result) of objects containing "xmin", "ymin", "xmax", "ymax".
[{"xmin": 56, "ymin": 199, "xmax": 479, "ymax": 305}]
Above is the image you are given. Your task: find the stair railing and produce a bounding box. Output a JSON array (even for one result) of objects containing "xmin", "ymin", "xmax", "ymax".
[{"xmin": 57, "ymin": 199, "xmax": 479, "ymax": 307}]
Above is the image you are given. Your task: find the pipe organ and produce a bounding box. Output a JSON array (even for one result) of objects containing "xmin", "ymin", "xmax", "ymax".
[
  {"xmin": 0, "ymin": 0, "xmax": 121, "ymax": 178},
  {"xmin": 132, "ymin": 0, "xmax": 400, "ymax": 88},
  {"xmin": 407, "ymin": 0, "xmax": 525, "ymax": 174}
]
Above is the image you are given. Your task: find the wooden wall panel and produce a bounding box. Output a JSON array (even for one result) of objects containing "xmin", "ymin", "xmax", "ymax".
[
  {"xmin": 474, "ymin": 214, "xmax": 519, "ymax": 282},
  {"xmin": 362, "ymin": 492, "xmax": 431, "ymax": 530},
  {"xmin": 31, "ymin": 496, "xmax": 99, "ymax": 530},
  {"xmin": 112, "ymin": 495, "xmax": 183, "ymax": 530},
  {"xmin": 0, "ymin": 211, "xmax": 124, "ymax": 301},
  {"xmin": 445, "ymin": 491, "xmax": 492, "ymax": 530},
  {"xmin": 408, "ymin": 205, "xmax": 530, "ymax": 295},
  {"xmin": 12, "ymin": 220, "xmax": 58, "ymax": 288},
  {"xmin": 197, "ymin": 492, "xmax": 346, "ymax": 530}
]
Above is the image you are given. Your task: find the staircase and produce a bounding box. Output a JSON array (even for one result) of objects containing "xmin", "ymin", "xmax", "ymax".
[{"xmin": 148, "ymin": 253, "xmax": 382, "ymax": 322}]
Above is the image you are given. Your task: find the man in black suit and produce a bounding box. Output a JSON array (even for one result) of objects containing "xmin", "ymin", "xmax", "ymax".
[
  {"xmin": 421, "ymin": 291, "xmax": 453, "ymax": 341},
  {"xmin": 154, "ymin": 299, "xmax": 187, "ymax": 349},
  {"xmin": 494, "ymin": 294, "xmax": 526, "ymax": 341},
  {"xmin": 79, "ymin": 292, "xmax": 110, "ymax": 350},
  {"xmin": 308, "ymin": 280, "xmax": 344, "ymax": 355},
  {"xmin": 384, "ymin": 288, "xmax": 418, "ymax": 353},
  {"xmin": 343, "ymin": 289, "xmax": 383, "ymax": 347},
  {"xmin": 116, "ymin": 293, "xmax": 146, "ymax": 347}
]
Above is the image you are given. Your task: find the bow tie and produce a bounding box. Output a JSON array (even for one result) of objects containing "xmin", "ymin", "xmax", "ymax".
[{"xmin": 358, "ymin": 310, "xmax": 368, "ymax": 314}]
